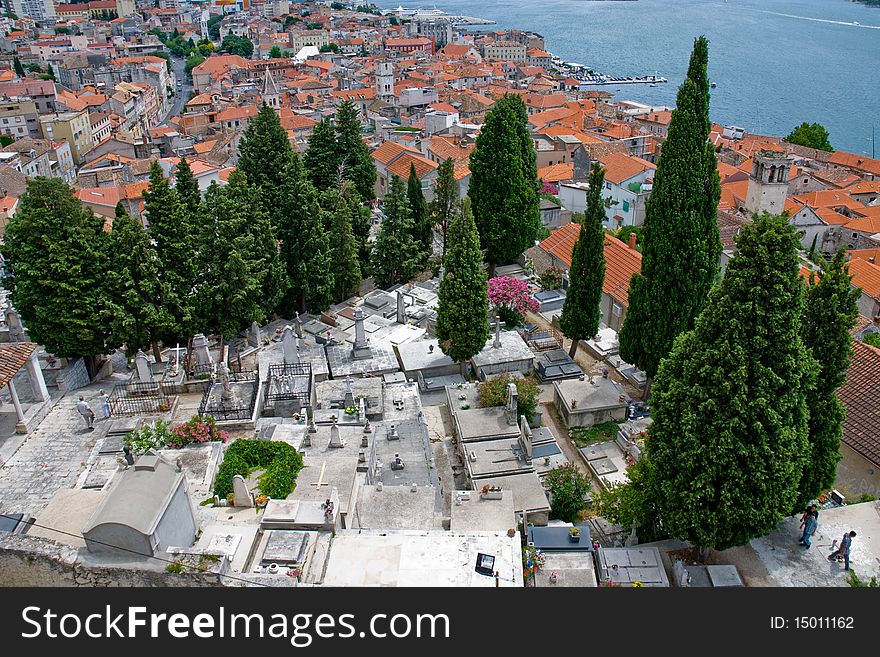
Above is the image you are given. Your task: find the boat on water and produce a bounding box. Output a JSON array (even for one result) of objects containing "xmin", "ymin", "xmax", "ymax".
[{"xmin": 710, "ymin": 80, "xmax": 717, "ymax": 88}]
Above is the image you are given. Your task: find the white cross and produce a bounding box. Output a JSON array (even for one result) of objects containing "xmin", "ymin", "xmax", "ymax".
[{"xmin": 310, "ymin": 461, "xmax": 329, "ymax": 489}]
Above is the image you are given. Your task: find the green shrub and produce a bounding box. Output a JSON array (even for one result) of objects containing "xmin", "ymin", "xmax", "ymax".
[
  {"xmin": 213, "ymin": 440, "xmax": 304, "ymax": 499},
  {"xmin": 124, "ymin": 419, "xmax": 174, "ymax": 453},
  {"xmin": 477, "ymin": 373, "xmax": 540, "ymax": 420}
]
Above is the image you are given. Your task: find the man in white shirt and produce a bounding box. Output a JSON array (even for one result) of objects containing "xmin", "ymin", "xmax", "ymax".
[{"xmin": 76, "ymin": 395, "xmax": 95, "ymax": 430}]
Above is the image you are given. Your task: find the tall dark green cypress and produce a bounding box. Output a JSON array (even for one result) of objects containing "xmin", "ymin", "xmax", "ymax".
[
  {"xmin": 334, "ymin": 100, "xmax": 376, "ymax": 202},
  {"xmin": 276, "ymin": 155, "xmax": 333, "ymax": 314},
  {"xmin": 796, "ymin": 248, "xmax": 860, "ymax": 510},
  {"xmin": 370, "ymin": 175, "xmax": 421, "ymax": 288},
  {"xmin": 13, "ymin": 56, "xmax": 24, "ymax": 78},
  {"xmin": 559, "ymin": 163, "xmax": 606, "ymax": 358},
  {"xmin": 468, "ymin": 94, "xmax": 540, "ymax": 273},
  {"xmin": 174, "ymin": 157, "xmax": 202, "ymax": 218},
  {"xmin": 237, "ymin": 102, "xmax": 294, "ymax": 227},
  {"xmin": 643, "ymin": 213, "xmax": 817, "ymax": 552},
  {"xmin": 327, "ymin": 184, "xmax": 362, "ymax": 302},
  {"xmin": 435, "ymin": 198, "xmax": 489, "ymax": 364},
  {"xmin": 618, "ymin": 37, "xmax": 721, "ymax": 391},
  {"xmin": 407, "ymin": 162, "xmax": 432, "ymax": 267},
  {"xmin": 304, "ymin": 118, "xmax": 340, "ymax": 191},
  {"xmin": 430, "ymin": 157, "xmax": 460, "ymax": 259}
]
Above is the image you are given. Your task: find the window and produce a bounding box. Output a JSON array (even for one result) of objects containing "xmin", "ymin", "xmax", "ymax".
[{"xmin": 605, "ymin": 182, "xmax": 611, "ymax": 190}]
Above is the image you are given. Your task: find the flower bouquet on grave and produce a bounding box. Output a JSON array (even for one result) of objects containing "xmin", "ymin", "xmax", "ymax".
[
  {"xmin": 255, "ymin": 494, "xmax": 269, "ymax": 508},
  {"xmin": 344, "ymin": 405, "xmax": 358, "ymax": 415},
  {"xmin": 569, "ymin": 527, "xmax": 581, "ymax": 542}
]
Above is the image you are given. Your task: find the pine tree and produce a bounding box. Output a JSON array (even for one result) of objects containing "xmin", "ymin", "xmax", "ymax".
[
  {"xmin": 276, "ymin": 155, "xmax": 333, "ymax": 314},
  {"xmin": 618, "ymin": 38, "xmax": 721, "ymax": 391},
  {"xmin": 105, "ymin": 203, "xmax": 176, "ymax": 361},
  {"xmin": 237, "ymin": 102, "xmax": 295, "ymax": 226},
  {"xmin": 796, "ymin": 248, "xmax": 859, "ymax": 510},
  {"xmin": 334, "ymin": 100, "xmax": 376, "ymax": 202},
  {"xmin": 303, "ymin": 118, "xmax": 339, "ymax": 192},
  {"xmin": 430, "ymin": 157, "xmax": 460, "ymax": 259},
  {"xmin": 13, "ymin": 56, "xmax": 24, "ymax": 78},
  {"xmin": 370, "ymin": 175, "xmax": 421, "ymax": 288},
  {"xmin": 143, "ymin": 162, "xmax": 197, "ymax": 339},
  {"xmin": 468, "ymin": 94, "xmax": 541, "ymax": 273},
  {"xmin": 195, "ymin": 173, "xmax": 284, "ymax": 337},
  {"xmin": 407, "ymin": 162, "xmax": 432, "ymax": 267},
  {"xmin": 643, "ymin": 213, "xmax": 817, "ymax": 552},
  {"xmin": 174, "ymin": 157, "xmax": 202, "ymax": 218},
  {"xmin": 435, "ymin": 198, "xmax": 489, "ymax": 365},
  {"xmin": 559, "ymin": 163, "xmax": 606, "ymax": 358},
  {"xmin": 327, "ymin": 184, "xmax": 362, "ymax": 302},
  {"xmin": 0, "ymin": 178, "xmax": 118, "ymax": 372}
]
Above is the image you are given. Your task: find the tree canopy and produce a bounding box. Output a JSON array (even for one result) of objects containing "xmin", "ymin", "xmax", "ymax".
[
  {"xmin": 370, "ymin": 175, "xmax": 421, "ymax": 288},
  {"xmin": 786, "ymin": 122, "xmax": 834, "ymax": 152}
]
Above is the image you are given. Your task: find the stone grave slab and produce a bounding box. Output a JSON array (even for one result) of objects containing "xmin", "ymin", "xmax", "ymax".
[
  {"xmin": 532, "ymin": 442, "xmax": 561, "ymax": 459},
  {"xmin": 207, "ymin": 532, "xmax": 243, "ymax": 559},
  {"xmin": 706, "ymin": 565, "xmax": 744, "ymax": 587},
  {"xmin": 98, "ymin": 434, "xmax": 125, "ymax": 454},
  {"xmin": 82, "ymin": 456, "xmax": 122, "ymax": 489},
  {"xmin": 107, "ymin": 417, "xmax": 143, "ymax": 435},
  {"xmin": 560, "ymin": 363, "xmax": 583, "ymax": 376},
  {"xmin": 590, "ymin": 457, "xmax": 618, "ymax": 475},
  {"xmin": 262, "ymin": 530, "xmax": 308, "ymax": 565},
  {"xmin": 383, "ymin": 372, "xmax": 407, "ymax": 384},
  {"xmin": 261, "ymin": 499, "xmax": 301, "ymax": 530},
  {"xmin": 580, "ymin": 445, "xmax": 607, "ymax": 461}
]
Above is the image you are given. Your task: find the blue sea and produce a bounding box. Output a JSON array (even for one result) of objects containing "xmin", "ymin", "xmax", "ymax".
[{"xmin": 375, "ymin": 0, "xmax": 880, "ymax": 155}]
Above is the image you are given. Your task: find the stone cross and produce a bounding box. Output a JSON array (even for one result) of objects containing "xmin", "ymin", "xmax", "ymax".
[
  {"xmin": 281, "ymin": 325, "xmax": 298, "ymax": 364},
  {"xmin": 135, "ymin": 349, "xmax": 153, "ymax": 382},
  {"xmin": 232, "ymin": 474, "xmax": 253, "ymax": 507},
  {"xmin": 294, "ymin": 311, "xmax": 304, "ymax": 339},
  {"xmin": 396, "ymin": 290, "xmax": 406, "ymax": 324},
  {"xmin": 358, "ymin": 396, "xmax": 366, "ymax": 423},
  {"xmin": 310, "ymin": 461, "xmax": 329, "ymax": 489}
]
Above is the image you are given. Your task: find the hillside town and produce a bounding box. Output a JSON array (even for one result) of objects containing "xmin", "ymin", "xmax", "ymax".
[{"xmin": 0, "ymin": 1, "xmax": 878, "ymax": 589}]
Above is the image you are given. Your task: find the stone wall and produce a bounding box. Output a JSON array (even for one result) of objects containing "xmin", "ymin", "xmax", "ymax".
[
  {"xmin": 0, "ymin": 534, "xmax": 226, "ymax": 587},
  {"xmin": 57, "ymin": 358, "xmax": 90, "ymax": 393}
]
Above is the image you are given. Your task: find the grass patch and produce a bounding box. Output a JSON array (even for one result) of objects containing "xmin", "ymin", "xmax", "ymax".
[{"xmin": 570, "ymin": 421, "xmax": 620, "ymax": 448}]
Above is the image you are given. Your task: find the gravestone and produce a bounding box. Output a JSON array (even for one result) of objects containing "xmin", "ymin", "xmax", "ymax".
[
  {"xmin": 344, "ymin": 376, "xmax": 355, "ymax": 408},
  {"xmin": 493, "ymin": 308, "xmax": 501, "ymax": 348},
  {"xmin": 281, "ymin": 325, "xmax": 298, "ymax": 364},
  {"xmin": 396, "ymin": 291, "xmax": 406, "ymax": 324},
  {"xmin": 351, "ymin": 307, "xmax": 372, "ymax": 360},
  {"xmin": 5, "ymin": 307, "xmax": 26, "ymax": 341},
  {"xmin": 294, "ymin": 312, "xmax": 303, "ymax": 339},
  {"xmin": 192, "ymin": 333, "xmax": 212, "ymax": 369},
  {"xmin": 505, "ymin": 382, "xmax": 518, "ymax": 426},
  {"xmin": 329, "ymin": 422, "xmax": 345, "ymax": 448},
  {"xmin": 249, "ymin": 321, "xmax": 261, "ymax": 348},
  {"xmin": 135, "ymin": 349, "xmax": 153, "ymax": 382},
  {"xmin": 232, "ymin": 475, "xmax": 254, "ymax": 507}
]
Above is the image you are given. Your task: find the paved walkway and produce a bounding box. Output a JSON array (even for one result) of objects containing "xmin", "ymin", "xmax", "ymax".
[{"xmin": 0, "ymin": 382, "xmax": 115, "ymax": 516}]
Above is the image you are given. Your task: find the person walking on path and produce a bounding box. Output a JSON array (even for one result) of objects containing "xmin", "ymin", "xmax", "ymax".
[
  {"xmin": 76, "ymin": 395, "xmax": 95, "ymax": 430},
  {"xmin": 98, "ymin": 389, "xmax": 111, "ymax": 419},
  {"xmin": 828, "ymin": 530, "xmax": 857, "ymax": 570},
  {"xmin": 799, "ymin": 510, "xmax": 818, "ymax": 548}
]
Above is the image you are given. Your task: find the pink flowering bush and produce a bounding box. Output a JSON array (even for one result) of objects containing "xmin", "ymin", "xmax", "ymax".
[
  {"xmin": 488, "ymin": 276, "xmax": 540, "ymax": 314},
  {"xmin": 167, "ymin": 415, "xmax": 229, "ymax": 449}
]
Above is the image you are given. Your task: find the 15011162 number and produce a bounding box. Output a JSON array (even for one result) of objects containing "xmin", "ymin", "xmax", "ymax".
[{"xmin": 795, "ymin": 617, "xmax": 854, "ymax": 629}]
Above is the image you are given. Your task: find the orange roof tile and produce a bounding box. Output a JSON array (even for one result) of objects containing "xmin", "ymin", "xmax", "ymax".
[
  {"xmin": 597, "ymin": 152, "xmax": 656, "ymax": 185},
  {"xmin": 537, "ymin": 162, "xmax": 574, "ymax": 184},
  {"xmin": 0, "ymin": 342, "xmax": 38, "ymax": 388},
  {"xmin": 848, "ymin": 256, "xmax": 880, "ymax": 299},
  {"xmin": 837, "ymin": 340, "xmax": 880, "ymax": 466},
  {"xmin": 845, "ymin": 214, "xmax": 880, "ymax": 234},
  {"xmin": 386, "ymin": 152, "xmax": 438, "ymax": 180},
  {"xmin": 828, "ymin": 151, "xmax": 880, "ymax": 177}
]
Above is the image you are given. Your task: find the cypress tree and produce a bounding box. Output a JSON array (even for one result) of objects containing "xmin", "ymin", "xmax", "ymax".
[
  {"xmin": 276, "ymin": 155, "xmax": 333, "ymax": 314},
  {"xmin": 643, "ymin": 213, "xmax": 817, "ymax": 552},
  {"xmin": 195, "ymin": 173, "xmax": 284, "ymax": 337},
  {"xmin": 618, "ymin": 45, "xmax": 721, "ymax": 391},
  {"xmin": 174, "ymin": 157, "xmax": 202, "ymax": 218},
  {"xmin": 430, "ymin": 157, "xmax": 459, "ymax": 259},
  {"xmin": 334, "ymin": 100, "xmax": 376, "ymax": 202},
  {"xmin": 237, "ymin": 102, "xmax": 295, "ymax": 227},
  {"xmin": 407, "ymin": 162, "xmax": 432, "ymax": 267},
  {"xmin": 13, "ymin": 56, "xmax": 24, "ymax": 78},
  {"xmin": 303, "ymin": 118, "xmax": 339, "ymax": 192},
  {"xmin": 795, "ymin": 248, "xmax": 859, "ymax": 510},
  {"xmin": 559, "ymin": 163, "xmax": 606, "ymax": 358},
  {"xmin": 435, "ymin": 198, "xmax": 489, "ymax": 365},
  {"xmin": 0, "ymin": 178, "xmax": 118, "ymax": 372},
  {"xmin": 45, "ymin": 63, "xmax": 55, "ymax": 81},
  {"xmin": 143, "ymin": 161, "xmax": 197, "ymax": 338},
  {"xmin": 370, "ymin": 175, "xmax": 421, "ymax": 288},
  {"xmin": 105, "ymin": 203, "xmax": 176, "ymax": 361},
  {"xmin": 327, "ymin": 184, "xmax": 362, "ymax": 302},
  {"xmin": 468, "ymin": 94, "xmax": 540, "ymax": 273}
]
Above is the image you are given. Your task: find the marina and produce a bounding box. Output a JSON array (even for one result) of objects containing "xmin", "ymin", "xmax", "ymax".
[{"xmin": 550, "ymin": 57, "xmax": 668, "ymax": 87}]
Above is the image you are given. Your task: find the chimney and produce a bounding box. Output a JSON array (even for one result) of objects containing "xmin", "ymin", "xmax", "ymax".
[
  {"xmin": 870, "ymin": 256, "xmax": 876, "ymax": 264},
  {"xmin": 628, "ymin": 232, "xmax": 637, "ymax": 250}
]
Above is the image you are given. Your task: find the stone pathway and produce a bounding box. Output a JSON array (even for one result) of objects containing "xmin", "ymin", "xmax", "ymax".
[{"xmin": 0, "ymin": 383, "xmax": 112, "ymax": 516}]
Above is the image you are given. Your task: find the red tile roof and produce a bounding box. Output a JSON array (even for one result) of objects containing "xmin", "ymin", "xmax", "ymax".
[
  {"xmin": 847, "ymin": 257, "xmax": 880, "ymax": 299},
  {"xmin": 837, "ymin": 341, "xmax": 880, "ymax": 467},
  {"xmin": 538, "ymin": 224, "xmax": 642, "ymax": 304},
  {"xmin": 0, "ymin": 342, "xmax": 38, "ymax": 388}
]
